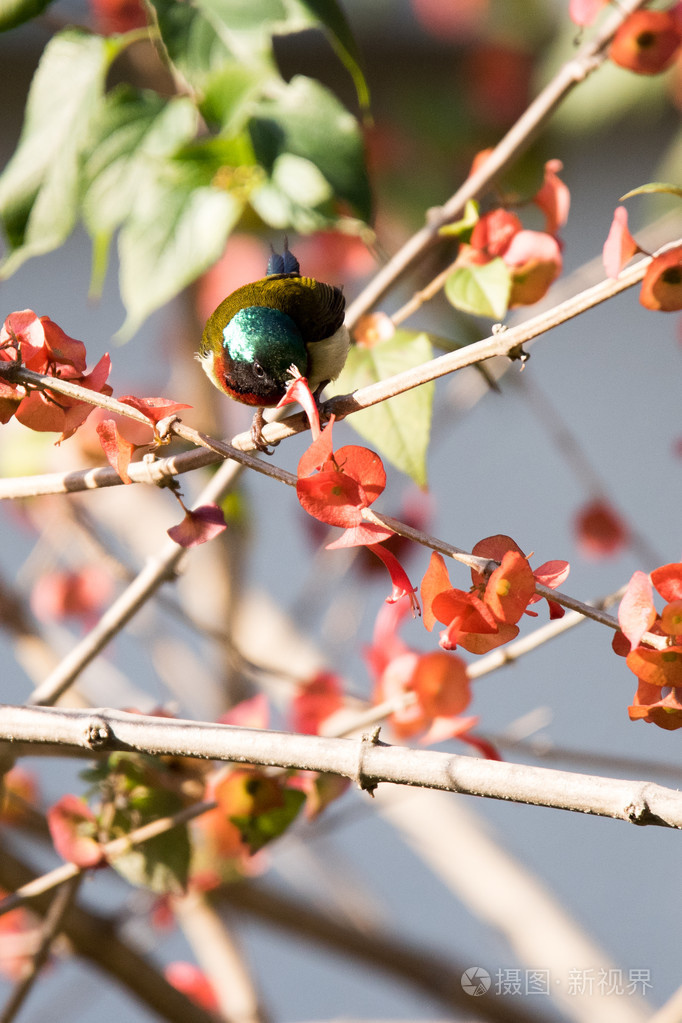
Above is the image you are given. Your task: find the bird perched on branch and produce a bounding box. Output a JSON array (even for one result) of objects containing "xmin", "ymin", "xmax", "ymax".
[{"xmin": 198, "ymin": 241, "xmax": 350, "ymax": 450}]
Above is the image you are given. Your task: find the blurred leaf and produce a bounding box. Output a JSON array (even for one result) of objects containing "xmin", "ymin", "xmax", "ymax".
[
  {"xmin": 248, "ymin": 75, "xmax": 371, "ymax": 220},
  {"xmin": 109, "ymin": 806, "xmax": 191, "ymax": 895},
  {"xmin": 445, "ymin": 259, "xmax": 511, "ymax": 320},
  {"xmin": 327, "ymin": 330, "xmax": 434, "ymax": 488},
  {"xmin": 0, "ymin": 30, "xmax": 126, "ymax": 276},
  {"xmin": 438, "ymin": 199, "xmax": 479, "ymax": 240},
  {"xmin": 148, "ymin": 0, "xmax": 241, "ymax": 91},
  {"xmin": 230, "ymin": 787, "xmax": 306, "ymax": 854},
  {"xmin": 201, "ymin": 61, "xmax": 275, "ymax": 130},
  {"xmin": 82, "ymin": 86, "xmax": 198, "ymax": 294},
  {"xmin": 117, "ymin": 165, "xmax": 244, "ymax": 338},
  {"xmin": 621, "ymin": 182, "xmax": 682, "ymax": 201},
  {"xmin": 293, "ymin": 0, "xmax": 370, "ymax": 114},
  {"xmin": 0, "ymin": 0, "xmax": 55, "ymax": 31}
]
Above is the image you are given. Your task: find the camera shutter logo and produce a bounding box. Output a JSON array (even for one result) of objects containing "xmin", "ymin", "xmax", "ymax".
[{"xmin": 461, "ymin": 967, "xmax": 492, "ymax": 996}]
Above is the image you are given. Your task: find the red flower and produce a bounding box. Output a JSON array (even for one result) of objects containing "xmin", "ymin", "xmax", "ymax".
[
  {"xmin": 295, "ymin": 418, "xmax": 418, "ymax": 611},
  {"xmin": 621, "ymin": 563, "xmax": 682, "ymax": 729},
  {"xmin": 640, "ymin": 245, "xmax": 682, "ymax": 311},
  {"xmin": 0, "ymin": 310, "xmax": 112, "ymax": 441},
  {"xmin": 574, "ymin": 498, "xmax": 629, "ymax": 558},
  {"xmin": 367, "ymin": 598, "xmax": 471, "ymax": 742},
  {"xmin": 291, "ymin": 672, "xmax": 344, "ymax": 735},
  {"xmin": 422, "ymin": 535, "xmax": 569, "ymax": 653},
  {"xmin": 610, "ymin": 10, "xmax": 682, "ymax": 76}
]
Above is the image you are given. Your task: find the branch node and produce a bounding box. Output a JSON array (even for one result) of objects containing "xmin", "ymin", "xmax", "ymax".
[
  {"xmin": 356, "ymin": 726, "xmax": 384, "ymax": 796},
  {"xmin": 508, "ymin": 344, "xmax": 530, "ymax": 366},
  {"xmin": 154, "ymin": 414, "xmax": 181, "ymax": 445},
  {"xmin": 625, "ymin": 786, "xmax": 670, "ymax": 828},
  {"xmin": 84, "ymin": 716, "xmax": 113, "ymax": 750}
]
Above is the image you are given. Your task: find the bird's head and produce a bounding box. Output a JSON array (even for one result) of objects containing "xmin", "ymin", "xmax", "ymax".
[{"xmin": 199, "ymin": 304, "xmax": 309, "ymax": 407}]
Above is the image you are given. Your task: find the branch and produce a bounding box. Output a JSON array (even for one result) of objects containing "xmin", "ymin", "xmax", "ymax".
[
  {"xmin": 0, "ymin": 242, "xmax": 673, "ymax": 503},
  {"xmin": 218, "ymin": 881, "xmax": 549, "ymax": 1023},
  {"xmin": 2, "ymin": 705, "xmax": 682, "ymax": 828},
  {"xmin": 0, "ymin": 842, "xmax": 221, "ymax": 1023},
  {"xmin": 0, "ymin": 875, "xmax": 82, "ymax": 1023},
  {"xmin": 343, "ymin": 0, "xmax": 649, "ymax": 328}
]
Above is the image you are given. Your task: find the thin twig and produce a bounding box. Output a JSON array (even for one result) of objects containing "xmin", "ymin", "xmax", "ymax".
[
  {"xmin": 0, "ymin": 797, "xmax": 216, "ymax": 916},
  {"xmin": 343, "ymin": 0, "xmax": 649, "ymax": 329},
  {"xmin": 0, "ymin": 874, "xmax": 82, "ymax": 1023},
  {"xmin": 0, "ymin": 843, "xmax": 220, "ymax": 1023}
]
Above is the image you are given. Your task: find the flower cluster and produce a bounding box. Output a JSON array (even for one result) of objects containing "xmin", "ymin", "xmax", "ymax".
[
  {"xmin": 618, "ymin": 565, "xmax": 682, "ymax": 730},
  {"xmin": 445, "ymin": 156, "xmax": 568, "ymax": 317},
  {"xmin": 0, "ymin": 310, "xmax": 112, "ymax": 441},
  {"xmin": 421, "ymin": 534, "xmax": 569, "ymax": 654}
]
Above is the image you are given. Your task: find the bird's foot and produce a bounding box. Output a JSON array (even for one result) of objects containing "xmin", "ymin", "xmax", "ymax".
[{"xmin": 250, "ymin": 408, "xmax": 274, "ymax": 454}]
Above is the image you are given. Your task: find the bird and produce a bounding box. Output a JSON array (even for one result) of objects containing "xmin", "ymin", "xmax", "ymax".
[{"xmin": 197, "ymin": 241, "xmax": 350, "ymax": 451}]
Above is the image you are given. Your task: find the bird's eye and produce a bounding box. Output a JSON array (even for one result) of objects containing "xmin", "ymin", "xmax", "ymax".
[{"xmin": 253, "ymin": 361, "xmax": 265, "ymax": 378}]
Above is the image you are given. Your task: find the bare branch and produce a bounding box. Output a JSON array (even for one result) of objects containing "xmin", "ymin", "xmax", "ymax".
[{"xmin": 2, "ymin": 705, "xmax": 682, "ymax": 829}]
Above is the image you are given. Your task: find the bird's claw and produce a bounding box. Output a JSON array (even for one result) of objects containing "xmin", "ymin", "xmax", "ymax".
[{"xmin": 250, "ymin": 408, "xmax": 274, "ymax": 454}]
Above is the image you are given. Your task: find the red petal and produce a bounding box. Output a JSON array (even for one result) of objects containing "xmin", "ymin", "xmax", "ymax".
[
  {"xmin": 277, "ymin": 374, "xmax": 321, "ymax": 441},
  {"xmin": 333, "ymin": 445, "xmax": 386, "ymax": 505},
  {"xmin": 434, "ymin": 589, "xmax": 498, "ymax": 634},
  {"xmin": 46, "ymin": 794, "xmax": 104, "ymax": 868},
  {"xmin": 297, "ymin": 418, "xmax": 335, "ymax": 478},
  {"xmin": 421, "ymin": 551, "xmax": 453, "ymax": 631},
  {"xmin": 411, "ymin": 650, "xmax": 471, "ymax": 718},
  {"xmin": 297, "ymin": 469, "xmax": 365, "ymax": 527},
  {"xmin": 484, "ymin": 550, "xmax": 536, "ymax": 625},
  {"xmin": 367, "ymin": 543, "xmax": 420, "ymax": 614},
  {"xmin": 533, "ymin": 159, "xmax": 570, "ymax": 235},
  {"xmin": 532, "ymin": 559, "xmax": 571, "ymax": 589},
  {"xmin": 640, "ymin": 245, "xmax": 682, "ymax": 311},
  {"xmin": 165, "ymin": 963, "xmax": 219, "ymax": 1012},
  {"xmin": 290, "ymin": 672, "xmax": 343, "ymax": 734},
  {"xmin": 167, "ymin": 504, "xmax": 227, "ymax": 548},
  {"xmin": 603, "ymin": 207, "xmax": 640, "ymax": 279},
  {"xmin": 651, "ymin": 562, "xmax": 682, "ymax": 602},
  {"xmin": 118, "ymin": 394, "xmax": 192, "ymax": 423},
  {"xmin": 218, "ymin": 693, "xmax": 270, "ymax": 729},
  {"xmin": 618, "ymin": 571, "xmax": 657, "ymax": 649},
  {"xmin": 40, "ymin": 316, "xmax": 87, "ymax": 371},
  {"xmin": 574, "ymin": 498, "xmax": 629, "ymax": 558},
  {"xmin": 325, "ymin": 522, "xmax": 394, "ymax": 548},
  {"xmin": 569, "ymin": 0, "xmax": 608, "ymax": 26},
  {"xmin": 626, "ymin": 645, "xmax": 682, "ymax": 688},
  {"xmin": 97, "ymin": 418, "xmax": 135, "ymax": 484},
  {"xmin": 470, "ymin": 534, "xmax": 523, "ymax": 588}
]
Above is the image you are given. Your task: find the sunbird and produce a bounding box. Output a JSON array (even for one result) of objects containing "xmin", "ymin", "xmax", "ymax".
[{"xmin": 198, "ymin": 242, "xmax": 350, "ymax": 450}]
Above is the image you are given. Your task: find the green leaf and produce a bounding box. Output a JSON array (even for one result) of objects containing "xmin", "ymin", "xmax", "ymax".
[
  {"xmin": 445, "ymin": 259, "xmax": 511, "ymax": 320},
  {"xmin": 81, "ymin": 86, "xmax": 198, "ymax": 294},
  {"xmin": 200, "ymin": 61, "xmax": 274, "ymax": 131},
  {"xmin": 117, "ymin": 165, "xmax": 244, "ymax": 338},
  {"xmin": 248, "ymin": 75, "xmax": 371, "ymax": 220},
  {"xmin": 108, "ymin": 793, "xmax": 191, "ymax": 895},
  {"xmin": 0, "ymin": 29, "xmax": 125, "ymax": 276},
  {"xmin": 326, "ymin": 330, "xmax": 434, "ymax": 488},
  {"xmin": 231, "ymin": 787, "xmax": 306, "ymax": 854},
  {"xmin": 438, "ymin": 199, "xmax": 479, "ymax": 241},
  {"xmin": 0, "ymin": 0, "xmax": 55, "ymax": 31},
  {"xmin": 620, "ymin": 182, "xmax": 682, "ymax": 201},
  {"xmin": 287, "ymin": 0, "xmax": 370, "ymax": 115}
]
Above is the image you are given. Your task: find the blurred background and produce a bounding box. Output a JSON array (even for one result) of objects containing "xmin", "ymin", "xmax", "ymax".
[{"xmin": 1, "ymin": 1, "xmax": 682, "ymax": 1021}]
